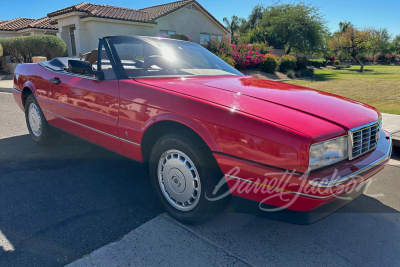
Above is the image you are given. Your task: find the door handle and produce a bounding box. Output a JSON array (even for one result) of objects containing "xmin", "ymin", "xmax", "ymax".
[{"xmin": 50, "ymin": 78, "xmax": 61, "ymax": 84}]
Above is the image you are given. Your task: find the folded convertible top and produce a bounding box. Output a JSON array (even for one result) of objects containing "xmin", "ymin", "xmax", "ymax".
[{"xmin": 40, "ymin": 57, "xmax": 70, "ymax": 71}]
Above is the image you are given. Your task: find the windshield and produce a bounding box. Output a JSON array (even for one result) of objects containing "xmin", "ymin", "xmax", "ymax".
[{"xmin": 107, "ymin": 36, "xmax": 243, "ymax": 78}]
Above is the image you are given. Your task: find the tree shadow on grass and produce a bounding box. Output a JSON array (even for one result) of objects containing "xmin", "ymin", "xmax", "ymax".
[{"xmin": 309, "ymin": 72, "xmax": 336, "ymax": 81}]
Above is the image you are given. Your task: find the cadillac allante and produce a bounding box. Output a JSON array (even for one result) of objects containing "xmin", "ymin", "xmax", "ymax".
[{"xmin": 12, "ymin": 36, "xmax": 392, "ymax": 225}]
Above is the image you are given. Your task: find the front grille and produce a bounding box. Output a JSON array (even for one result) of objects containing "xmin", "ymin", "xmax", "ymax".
[{"xmin": 349, "ymin": 121, "xmax": 381, "ymax": 159}]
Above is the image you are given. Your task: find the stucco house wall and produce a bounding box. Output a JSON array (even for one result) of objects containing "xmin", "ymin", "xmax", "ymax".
[{"xmin": 155, "ymin": 5, "xmax": 228, "ymax": 43}]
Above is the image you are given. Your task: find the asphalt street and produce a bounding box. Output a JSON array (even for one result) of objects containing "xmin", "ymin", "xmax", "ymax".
[
  {"xmin": 1, "ymin": 91, "xmax": 400, "ymax": 266},
  {"xmin": 0, "ymin": 93, "xmax": 163, "ymax": 266}
]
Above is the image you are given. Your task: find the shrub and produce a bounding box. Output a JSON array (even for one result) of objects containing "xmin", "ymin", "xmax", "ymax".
[
  {"xmin": 328, "ymin": 56, "xmax": 336, "ymax": 62},
  {"xmin": 279, "ymin": 55, "xmax": 296, "ymax": 73},
  {"xmin": 335, "ymin": 65, "xmax": 343, "ymax": 70},
  {"xmin": 215, "ymin": 52, "xmax": 235, "ymax": 67},
  {"xmin": 209, "ymin": 37, "xmax": 266, "ymax": 69},
  {"xmin": 169, "ymin": 34, "xmax": 193, "ymax": 42},
  {"xmin": 375, "ymin": 53, "xmax": 390, "ymax": 62},
  {"xmin": 390, "ymin": 54, "xmax": 398, "ymax": 62},
  {"xmin": 251, "ymin": 41, "xmax": 273, "ymax": 54},
  {"xmin": 334, "ymin": 60, "xmax": 340, "ymax": 66},
  {"xmin": 295, "ymin": 56, "xmax": 308, "ymax": 70},
  {"xmin": 286, "ymin": 70, "xmax": 295, "ymax": 79},
  {"xmin": 308, "ymin": 58, "xmax": 325, "ymax": 68},
  {"xmin": 260, "ymin": 54, "xmax": 279, "ymax": 73},
  {"xmin": 295, "ymin": 71, "xmax": 302, "ymax": 78},
  {"xmin": 0, "ymin": 43, "xmax": 3, "ymax": 58},
  {"xmin": 0, "ymin": 35, "xmax": 66, "ymax": 63},
  {"xmin": 305, "ymin": 68, "xmax": 314, "ymax": 77}
]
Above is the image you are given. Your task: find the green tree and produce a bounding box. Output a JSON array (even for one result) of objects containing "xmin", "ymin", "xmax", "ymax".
[
  {"xmin": 390, "ymin": 34, "xmax": 400, "ymax": 54},
  {"xmin": 247, "ymin": 4, "xmax": 265, "ymax": 30},
  {"xmin": 260, "ymin": 2, "xmax": 328, "ymax": 54},
  {"xmin": 223, "ymin": 15, "xmax": 240, "ymax": 41},
  {"xmin": 370, "ymin": 28, "xmax": 391, "ymax": 59},
  {"xmin": 339, "ymin": 21, "xmax": 353, "ymax": 33},
  {"xmin": 330, "ymin": 26, "xmax": 371, "ymax": 72}
]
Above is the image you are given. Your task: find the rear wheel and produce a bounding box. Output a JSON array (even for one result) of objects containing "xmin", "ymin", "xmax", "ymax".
[
  {"xmin": 25, "ymin": 94, "xmax": 61, "ymax": 145},
  {"xmin": 149, "ymin": 133, "xmax": 230, "ymax": 225}
]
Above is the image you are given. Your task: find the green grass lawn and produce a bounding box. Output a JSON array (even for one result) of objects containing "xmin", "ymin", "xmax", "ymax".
[{"xmin": 284, "ymin": 65, "xmax": 400, "ymax": 115}]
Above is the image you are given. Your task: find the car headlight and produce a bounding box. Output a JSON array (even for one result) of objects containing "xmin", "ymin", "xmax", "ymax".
[{"xmin": 309, "ymin": 136, "xmax": 348, "ymax": 171}]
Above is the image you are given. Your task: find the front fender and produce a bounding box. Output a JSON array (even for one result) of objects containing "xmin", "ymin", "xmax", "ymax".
[{"xmin": 141, "ymin": 112, "xmax": 221, "ymax": 152}]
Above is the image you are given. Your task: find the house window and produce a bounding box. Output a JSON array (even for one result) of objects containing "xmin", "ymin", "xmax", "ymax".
[
  {"xmin": 200, "ymin": 33, "xmax": 210, "ymax": 45},
  {"xmin": 160, "ymin": 30, "xmax": 176, "ymax": 37},
  {"xmin": 69, "ymin": 26, "xmax": 77, "ymax": 56},
  {"xmin": 212, "ymin": 35, "xmax": 222, "ymax": 41}
]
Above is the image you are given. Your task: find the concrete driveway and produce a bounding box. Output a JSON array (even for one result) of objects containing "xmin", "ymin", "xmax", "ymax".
[{"xmin": 0, "ymin": 91, "xmax": 399, "ymax": 267}]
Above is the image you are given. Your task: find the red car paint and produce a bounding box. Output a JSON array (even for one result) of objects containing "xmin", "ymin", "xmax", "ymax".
[{"xmin": 12, "ymin": 63, "xmax": 391, "ymax": 213}]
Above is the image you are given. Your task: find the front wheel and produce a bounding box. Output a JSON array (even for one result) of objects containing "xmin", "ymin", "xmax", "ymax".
[
  {"xmin": 25, "ymin": 94, "xmax": 61, "ymax": 145},
  {"xmin": 149, "ymin": 133, "xmax": 230, "ymax": 225}
]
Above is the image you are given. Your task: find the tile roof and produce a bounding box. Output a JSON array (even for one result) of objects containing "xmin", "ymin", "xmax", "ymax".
[
  {"xmin": 47, "ymin": 1, "xmax": 228, "ymax": 32},
  {"xmin": 0, "ymin": 17, "xmax": 57, "ymax": 31},
  {"xmin": 139, "ymin": 0, "xmax": 193, "ymax": 20}
]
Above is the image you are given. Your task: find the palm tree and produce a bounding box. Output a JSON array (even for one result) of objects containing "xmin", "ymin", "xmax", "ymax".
[{"xmin": 223, "ymin": 15, "xmax": 239, "ymax": 40}]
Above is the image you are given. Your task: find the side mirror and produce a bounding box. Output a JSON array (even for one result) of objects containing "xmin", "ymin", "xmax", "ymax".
[{"xmin": 85, "ymin": 69, "xmax": 104, "ymax": 80}]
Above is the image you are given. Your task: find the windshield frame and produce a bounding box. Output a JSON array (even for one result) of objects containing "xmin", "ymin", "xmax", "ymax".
[{"xmin": 104, "ymin": 35, "xmax": 243, "ymax": 80}]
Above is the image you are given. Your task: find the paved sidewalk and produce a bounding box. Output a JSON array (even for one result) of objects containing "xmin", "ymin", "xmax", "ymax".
[
  {"xmin": 382, "ymin": 113, "xmax": 400, "ymax": 147},
  {"xmin": 0, "ymin": 80, "xmax": 13, "ymax": 92},
  {"xmin": 67, "ymin": 214, "xmax": 250, "ymax": 267}
]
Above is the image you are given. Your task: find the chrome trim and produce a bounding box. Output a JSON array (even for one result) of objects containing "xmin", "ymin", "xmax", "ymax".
[
  {"xmin": 12, "ymin": 88, "xmax": 22, "ymax": 92},
  {"xmin": 120, "ymin": 137, "xmax": 141, "ymax": 146},
  {"xmin": 348, "ymin": 116, "xmax": 382, "ymax": 160},
  {"xmin": 38, "ymin": 62, "xmax": 99, "ymax": 81},
  {"xmin": 309, "ymin": 132, "xmax": 391, "ymax": 188},
  {"xmin": 42, "ymin": 109, "xmax": 140, "ymax": 146},
  {"xmin": 225, "ymin": 174, "xmax": 253, "ymax": 183}
]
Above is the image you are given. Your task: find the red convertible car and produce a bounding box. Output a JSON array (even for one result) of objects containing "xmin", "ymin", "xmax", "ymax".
[{"xmin": 13, "ymin": 36, "xmax": 392, "ymax": 225}]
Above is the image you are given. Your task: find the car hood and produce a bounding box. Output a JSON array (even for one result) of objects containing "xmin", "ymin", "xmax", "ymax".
[{"xmin": 136, "ymin": 76, "xmax": 380, "ymax": 134}]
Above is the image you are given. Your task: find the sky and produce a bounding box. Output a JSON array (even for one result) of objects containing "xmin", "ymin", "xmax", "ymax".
[{"xmin": 1, "ymin": 0, "xmax": 399, "ymax": 36}]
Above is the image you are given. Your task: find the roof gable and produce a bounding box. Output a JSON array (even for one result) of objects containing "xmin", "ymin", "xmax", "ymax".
[{"xmin": 47, "ymin": 1, "xmax": 228, "ymax": 32}]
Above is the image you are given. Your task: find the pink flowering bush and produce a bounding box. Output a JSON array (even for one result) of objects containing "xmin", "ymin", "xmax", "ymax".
[
  {"xmin": 375, "ymin": 53, "xmax": 391, "ymax": 62},
  {"xmin": 208, "ymin": 37, "xmax": 271, "ymax": 69}
]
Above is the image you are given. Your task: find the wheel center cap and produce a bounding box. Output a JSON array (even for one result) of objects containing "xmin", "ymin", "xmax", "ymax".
[
  {"xmin": 172, "ymin": 175, "xmax": 181, "ymax": 186},
  {"xmin": 167, "ymin": 168, "xmax": 186, "ymax": 194}
]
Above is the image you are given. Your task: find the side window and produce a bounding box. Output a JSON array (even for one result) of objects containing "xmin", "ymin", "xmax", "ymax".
[
  {"xmin": 160, "ymin": 30, "xmax": 176, "ymax": 37},
  {"xmin": 200, "ymin": 33, "xmax": 210, "ymax": 45},
  {"xmin": 98, "ymin": 42, "xmax": 116, "ymax": 80}
]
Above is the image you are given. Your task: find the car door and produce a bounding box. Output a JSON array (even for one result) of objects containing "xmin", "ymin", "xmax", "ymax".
[{"xmin": 47, "ymin": 42, "xmax": 123, "ymax": 155}]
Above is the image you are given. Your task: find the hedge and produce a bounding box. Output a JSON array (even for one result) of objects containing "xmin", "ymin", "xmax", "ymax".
[
  {"xmin": 309, "ymin": 58, "xmax": 325, "ymax": 68},
  {"xmin": 0, "ymin": 35, "xmax": 67, "ymax": 63},
  {"xmin": 260, "ymin": 54, "xmax": 279, "ymax": 74},
  {"xmin": 279, "ymin": 55, "xmax": 296, "ymax": 73},
  {"xmin": 296, "ymin": 56, "xmax": 308, "ymax": 70},
  {"xmin": 0, "ymin": 43, "xmax": 3, "ymax": 58}
]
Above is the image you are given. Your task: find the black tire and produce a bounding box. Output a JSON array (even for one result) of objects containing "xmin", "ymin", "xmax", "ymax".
[
  {"xmin": 149, "ymin": 133, "xmax": 230, "ymax": 225},
  {"xmin": 25, "ymin": 94, "xmax": 62, "ymax": 145}
]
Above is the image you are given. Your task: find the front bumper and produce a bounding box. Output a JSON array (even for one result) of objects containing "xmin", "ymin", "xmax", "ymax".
[{"xmin": 213, "ymin": 130, "xmax": 392, "ymax": 221}]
